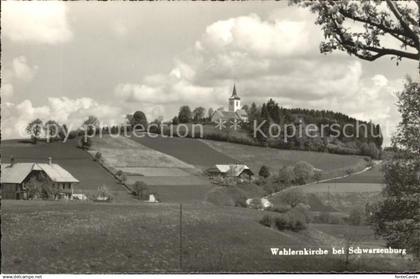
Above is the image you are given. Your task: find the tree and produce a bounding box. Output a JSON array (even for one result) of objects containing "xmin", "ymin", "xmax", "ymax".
[
  {"xmin": 293, "ymin": 161, "xmax": 315, "ymax": 185},
  {"xmin": 44, "ymin": 120, "xmax": 59, "ymax": 142},
  {"xmin": 82, "ymin": 115, "xmax": 100, "ymax": 135},
  {"xmin": 207, "ymin": 108, "xmax": 214, "ymax": 120},
  {"xmin": 278, "ymin": 166, "xmax": 296, "ymax": 185},
  {"xmin": 133, "ymin": 181, "xmax": 149, "ymax": 200},
  {"xmin": 192, "ymin": 106, "xmax": 206, "ymax": 122},
  {"xmin": 279, "ymin": 188, "xmax": 306, "ymax": 208},
  {"xmin": 58, "ymin": 124, "xmax": 69, "ymax": 140},
  {"xmin": 393, "ymin": 78, "xmax": 420, "ymax": 154},
  {"xmin": 128, "ymin": 111, "xmax": 148, "ymax": 129},
  {"xmin": 78, "ymin": 137, "xmax": 92, "ymax": 150},
  {"xmin": 178, "ymin": 105, "xmax": 192, "ymax": 123},
  {"xmin": 259, "ymin": 165, "xmax": 271, "ymax": 178},
  {"xmin": 369, "ymin": 79, "xmax": 420, "ymax": 257},
  {"xmin": 291, "ymin": 1, "xmax": 420, "ymax": 63},
  {"xmin": 26, "ymin": 119, "xmax": 43, "ymax": 142},
  {"xmin": 94, "ymin": 152, "xmax": 102, "ymax": 161},
  {"xmin": 172, "ymin": 116, "xmax": 179, "ymax": 125}
]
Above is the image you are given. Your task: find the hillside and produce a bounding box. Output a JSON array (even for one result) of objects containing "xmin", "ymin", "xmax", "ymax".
[
  {"xmin": 1, "ymin": 139, "xmax": 132, "ymax": 201},
  {"xmin": 2, "ymin": 200, "xmax": 416, "ymax": 273},
  {"xmin": 201, "ymin": 139, "xmax": 369, "ymax": 178}
]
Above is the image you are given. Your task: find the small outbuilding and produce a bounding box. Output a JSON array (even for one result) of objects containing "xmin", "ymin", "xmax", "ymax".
[{"xmin": 1, "ymin": 157, "xmax": 79, "ymax": 200}]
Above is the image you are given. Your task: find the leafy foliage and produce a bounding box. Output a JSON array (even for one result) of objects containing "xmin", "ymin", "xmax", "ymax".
[
  {"xmin": 369, "ymin": 79, "xmax": 420, "ymax": 257},
  {"xmin": 293, "ymin": 161, "xmax": 315, "ymax": 184},
  {"xmin": 291, "ymin": 0, "xmax": 419, "ymax": 62},
  {"xmin": 259, "ymin": 165, "xmax": 271, "ymax": 178}
]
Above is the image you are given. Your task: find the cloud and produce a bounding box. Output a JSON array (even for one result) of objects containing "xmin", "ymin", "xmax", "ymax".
[
  {"xmin": 2, "ymin": 1, "xmax": 73, "ymax": 44},
  {"xmin": 12, "ymin": 56, "xmax": 39, "ymax": 82},
  {"xmin": 1, "ymin": 83, "xmax": 14, "ymax": 99},
  {"xmin": 1, "ymin": 56, "xmax": 38, "ymax": 101},
  {"xmin": 114, "ymin": 13, "xmax": 405, "ymax": 145},
  {"xmin": 1, "ymin": 97, "xmax": 124, "ymax": 139}
]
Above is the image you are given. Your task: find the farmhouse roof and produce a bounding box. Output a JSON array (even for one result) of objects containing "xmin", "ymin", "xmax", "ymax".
[
  {"xmin": 1, "ymin": 162, "xmax": 79, "ymax": 184},
  {"xmin": 207, "ymin": 164, "xmax": 253, "ymax": 177},
  {"xmin": 1, "ymin": 163, "xmax": 35, "ymax": 184}
]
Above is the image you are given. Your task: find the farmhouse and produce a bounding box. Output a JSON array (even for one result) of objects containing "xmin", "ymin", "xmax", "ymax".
[
  {"xmin": 206, "ymin": 164, "xmax": 254, "ymax": 181},
  {"xmin": 211, "ymin": 84, "xmax": 248, "ymax": 123},
  {"xmin": 1, "ymin": 157, "xmax": 79, "ymax": 200}
]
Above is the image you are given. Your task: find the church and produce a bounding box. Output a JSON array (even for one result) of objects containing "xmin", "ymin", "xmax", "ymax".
[{"xmin": 211, "ymin": 84, "xmax": 248, "ymax": 123}]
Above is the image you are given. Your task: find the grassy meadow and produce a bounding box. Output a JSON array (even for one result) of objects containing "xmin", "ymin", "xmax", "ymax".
[
  {"xmin": 201, "ymin": 139, "xmax": 369, "ymax": 178},
  {"xmin": 2, "ymin": 200, "xmax": 417, "ymax": 273}
]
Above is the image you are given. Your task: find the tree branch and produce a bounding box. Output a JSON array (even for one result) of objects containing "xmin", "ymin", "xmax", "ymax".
[
  {"xmin": 338, "ymin": 8, "xmax": 417, "ymax": 49},
  {"xmin": 331, "ymin": 15, "xmax": 419, "ymax": 61},
  {"xmin": 386, "ymin": 0, "xmax": 419, "ymax": 49}
]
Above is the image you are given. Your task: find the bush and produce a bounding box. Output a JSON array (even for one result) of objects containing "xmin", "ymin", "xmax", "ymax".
[
  {"xmin": 293, "ymin": 161, "xmax": 315, "ymax": 184},
  {"xmin": 315, "ymin": 211, "xmax": 343, "ymax": 224},
  {"xmin": 94, "ymin": 152, "xmax": 102, "ymax": 161},
  {"xmin": 274, "ymin": 216, "xmax": 289, "ymax": 230},
  {"xmin": 133, "ymin": 181, "xmax": 149, "ymax": 200},
  {"xmin": 259, "ymin": 165, "xmax": 271, "ymax": 178},
  {"xmin": 78, "ymin": 137, "xmax": 92, "ymax": 150},
  {"xmin": 234, "ymin": 195, "xmax": 248, "ymax": 208},
  {"xmin": 278, "ymin": 166, "xmax": 296, "ymax": 185},
  {"xmin": 270, "ymin": 204, "xmax": 290, "ymax": 213},
  {"xmin": 259, "ymin": 215, "xmax": 272, "ymax": 227},
  {"xmin": 286, "ymin": 208, "xmax": 308, "ymax": 231},
  {"xmin": 115, "ymin": 170, "xmax": 123, "ymax": 177},
  {"xmin": 278, "ymin": 188, "xmax": 306, "ymax": 208}
]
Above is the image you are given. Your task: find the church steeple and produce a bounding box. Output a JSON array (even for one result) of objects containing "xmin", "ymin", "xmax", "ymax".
[
  {"xmin": 228, "ymin": 83, "xmax": 241, "ymax": 112},
  {"xmin": 230, "ymin": 84, "xmax": 240, "ymax": 100}
]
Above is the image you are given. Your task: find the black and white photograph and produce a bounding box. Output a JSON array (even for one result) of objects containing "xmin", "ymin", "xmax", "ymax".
[{"xmin": 1, "ymin": 0, "xmax": 419, "ymax": 276}]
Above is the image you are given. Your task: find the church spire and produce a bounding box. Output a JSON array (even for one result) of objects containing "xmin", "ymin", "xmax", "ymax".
[
  {"xmin": 232, "ymin": 84, "xmax": 238, "ymax": 97},
  {"xmin": 230, "ymin": 84, "xmax": 240, "ymax": 100}
]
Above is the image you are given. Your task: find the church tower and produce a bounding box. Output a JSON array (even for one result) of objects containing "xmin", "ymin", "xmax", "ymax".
[{"xmin": 228, "ymin": 84, "xmax": 241, "ymax": 112}]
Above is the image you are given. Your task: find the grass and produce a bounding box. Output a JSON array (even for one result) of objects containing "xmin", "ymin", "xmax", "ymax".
[
  {"xmin": 91, "ymin": 136, "xmax": 194, "ymax": 170},
  {"xmin": 129, "ymin": 134, "xmax": 234, "ymax": 169},
  {"xmin": 301, "ymin": 183, "xmax": 385, "ymax": 193},
  {"xmin": 1, "ymin": 139, "xmax": 132, "ymax": 201},
  {"xmin": 3, "ymin": 200, "xmax": 417, "ymax": 273},
  {"xmin": 201, "ymin": 139, "xmax": 369, "ymax": 177},
  {"xmin": 324, "ymin": 164, "xmax": 385, "ymax": 184}
]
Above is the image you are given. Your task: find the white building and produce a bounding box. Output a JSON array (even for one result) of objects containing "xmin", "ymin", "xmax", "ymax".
[{"xmin": 211, "ymin": 84, "xmax": 248, "ymax": 123}]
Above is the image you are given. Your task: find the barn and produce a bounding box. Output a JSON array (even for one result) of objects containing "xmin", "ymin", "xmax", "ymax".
[
  {"xmin": 1, "ymin": 158, "xmax": 79, "ymax": 200},
  {"xmin": 206, "ymin": 164, "xmax": 254, "ymax": 181}
]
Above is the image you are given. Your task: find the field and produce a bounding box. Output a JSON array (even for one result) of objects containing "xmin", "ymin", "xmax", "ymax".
[
  {"xmin": 201, "ymin": 139, "xmax": 369, "ymax": 177},
  {"xmin": 90, "ymin": 136, "xmax": 194, "ymax": 170},
  {"xmin": 301, "ymin": 183, "xmax": 385, "ymax": 193},
  {"xmin": 3, "ymin": 200, "xmax": 416, "ymax": 273},
  {"xmin": 89, "ymin": 136, "xmax": 214, "ymax": 202},
  {"xmin": 1, "ymin": 139, "xmax": 132, "ymax": 201},
  {"xmin": 130, "ymin": 134, "xmax": 234, "ymax": 169},
  {"xmin": 323, "ymin": 164, "xmax": 385, "ymax": 184}
]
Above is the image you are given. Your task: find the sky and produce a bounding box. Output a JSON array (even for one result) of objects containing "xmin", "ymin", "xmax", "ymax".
[{"xmin": 1, "ymin": 1, "xmax": 418, "ymax": 144}]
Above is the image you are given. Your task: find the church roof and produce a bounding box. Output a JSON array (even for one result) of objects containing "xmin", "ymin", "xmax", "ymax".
[
  {"xmin": 229, "ymin": 84, "xmax": 240, "ymax": 100},
  {"xmin": 214, "ymin": 110, "xmax": 238, "ymax": 120}
]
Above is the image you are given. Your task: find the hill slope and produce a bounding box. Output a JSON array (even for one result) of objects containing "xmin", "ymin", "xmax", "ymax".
[
  {"xmin": 1, "ymin": 139, "xmax": 132, "ymax": 201},
  {"xmin": 2, "ymin": 200, "xmax": 414, "ymax": 273}
]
